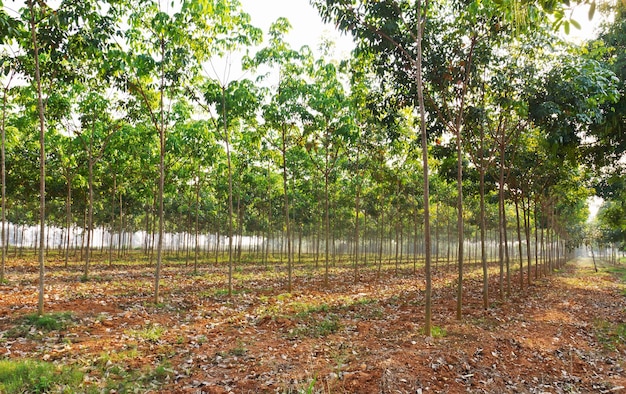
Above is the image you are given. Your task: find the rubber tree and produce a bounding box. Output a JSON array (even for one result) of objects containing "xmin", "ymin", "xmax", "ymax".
[
  {"xmin": 125, "ymin": 0, "xmax": 260, "ymax": 303},
  {"xmin": 0, "ymin": 53, "xmax": 17, "ymax": 283},
  {"xmin": 200, "ymin": 78, "xmax": 261, "ymax": 296},
  {"xmin": 301, "ymin": 54, "xmax": 351, "ymax": 288},
  {"xmin": 247, "ymin": 18, "xmax": 313, "ymax": 292}
]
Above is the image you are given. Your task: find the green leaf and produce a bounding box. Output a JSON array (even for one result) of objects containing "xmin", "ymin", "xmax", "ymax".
[
  {"xmin": 563, "ymin": 20, "xmax": 570, "ymax": 35},
  {"xmin": 570, "ymin": 19, "xmax": 581, "ymax": 30},
  {"xmin": 588, "ymin": 1, "xmax": 596, "ymax": 20}
]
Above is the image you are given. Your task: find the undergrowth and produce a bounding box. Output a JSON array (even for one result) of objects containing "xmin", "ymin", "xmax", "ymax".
[{"xmin": 0, "ymin": 359, "xmax": 83, "ymax": 393}]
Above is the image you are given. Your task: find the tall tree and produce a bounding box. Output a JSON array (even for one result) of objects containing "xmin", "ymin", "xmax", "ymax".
[
  {"xmin": 125, "ymin": 0, "xmax": 259, "ymax": 302},
  {"xmin": 247, "ymin": 18, "xmax": 312, "ymax": 291},
  {"xmin": 312, "ymin": 0, "xmax": 434, "ymax": 334}
]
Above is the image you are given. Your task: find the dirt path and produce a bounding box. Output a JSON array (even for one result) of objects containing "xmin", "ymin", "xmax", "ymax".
[{"xmin": 0, "ymin": 257, "xmax": 625, "ymax": 393}]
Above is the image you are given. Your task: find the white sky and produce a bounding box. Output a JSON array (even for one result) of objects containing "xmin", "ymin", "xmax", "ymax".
[{"xmin": 239, "ymin": 0, "xmax": 355, "ymax": 57}]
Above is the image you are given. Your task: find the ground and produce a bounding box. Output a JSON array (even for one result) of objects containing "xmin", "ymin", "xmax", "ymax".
[{"xmin": 0, "ymin": 255, "xmax": 625, "ymax": 393}]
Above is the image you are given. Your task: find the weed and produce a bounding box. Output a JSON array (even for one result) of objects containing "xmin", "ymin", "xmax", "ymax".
[
  {"xmin": 293, "ymin": 302, "xmax": 329, "ymax": 317},
  {"xmin": 230, "ymin": 339, "xmax": 248, "ymax": 356},
  {"xmin": 594, "ymin": 319, "xmax": 626, "ymax": 351},
  {"xmin": 126, "ymin": 324, "xmax": 166, "ymax": 342},
  {"xmin": 287, "ymin": 376, "xmax": 318, "ymax": 394},
  {"xmin": 277, "ymin": 292, "xmax": 292, "ymax": 302},
  {"xmin": 289, "ymin": 315, "xmax": 341, "ymax": 338},
  {"xmin": 421, "ymin": 325, "xmax": 447, "ymax": 338},
  {"xmin": 607, "ymin": 266, "xmax": 626, "ymax": 283},
  {"xmin": 354, "ymin": 297, "xmax": 376, "ymax": 306},
  {"xmin": 0, "ymin": 359, "xmax": 83, "ymax": 393},
  {"xmin": 21, "ymin": 312, "xmax": 73, "ymax": 332}
]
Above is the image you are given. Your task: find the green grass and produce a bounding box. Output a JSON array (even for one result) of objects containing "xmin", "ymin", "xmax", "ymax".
[
  {"xmin": 5, "ymin": 312, "xmax": 74, "ymax": 339},
  {"xmin": 421, "ymin": 325, "xmax": 447, "ymax": 338},
  {"xmin": 24, "ymin": 312, "xmax": 74, "ymax": 331},
  {"xmin": 289, "ymin": 315, "xmax": 341, "ymax": 338},
  {"xmin": 229, "ymin": 339, "xmax": 248, "ymax": 356},
  {"xmin": 594, "ymin": 319, "xmax": 626, "ymax": 351},
  {"xmin": 293, "ymin": 302, "xmax": 329, "ymax": 317},
  {"xmin": 126, "ymin": 324, "xmax": 166, "ymax": 342},
  {"xmin": 607, "ymin": 266, "xmax": 626, "ymax": 283},
  {"xmin": 0, "ymin": 359, "xmax": 83, "ymax": 393}
]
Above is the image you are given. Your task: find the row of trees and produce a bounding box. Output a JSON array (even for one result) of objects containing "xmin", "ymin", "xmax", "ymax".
[{"xmin": 0, "ymin": 0, "xmax": 624, "ymax": 332}]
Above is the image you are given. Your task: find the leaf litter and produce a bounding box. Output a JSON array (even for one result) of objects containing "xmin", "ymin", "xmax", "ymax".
[{"xmin": 0, "ymin": 257, "xmax": 624, "ymax": 393}]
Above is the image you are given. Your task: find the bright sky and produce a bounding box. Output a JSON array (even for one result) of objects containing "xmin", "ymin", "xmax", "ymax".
[
  {"xmin": 239, "ymin": 1, "xmax": 607, "ymax": 49},
  {"xmin": 239, "ymin": 0, "xmax": 355, "ymax": 57}
]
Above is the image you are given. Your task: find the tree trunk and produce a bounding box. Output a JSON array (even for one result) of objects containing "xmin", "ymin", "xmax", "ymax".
[
  {"xmin": 153, "ymin": 37, "xmax": 166, "ymax": 305},
  {"xmin": 1, "ymin": 80, "xmax": 10, "ymax": 283},
  {"xmin": 223, "ymin": 86, "xmax": 235, "ymax": 297},
  {"xmin": 30, "ymin": 0, "xmax": 47, "ymax": 315},
  {"xmin": 416, "ymin": 0, "xmax": 432, "ymax": 335},
  {"xmin": 282, "ymin": 125, "xmax": 292, "ymax": 292},
  {"xmin": 515, "ymin": 195, "xmax": 523, "ymax": 291}
]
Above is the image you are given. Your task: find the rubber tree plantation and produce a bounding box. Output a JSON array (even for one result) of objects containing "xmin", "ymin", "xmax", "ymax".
[{"xmin": 0, "ymin": 0, "xmax": 625, "ymax": 393}]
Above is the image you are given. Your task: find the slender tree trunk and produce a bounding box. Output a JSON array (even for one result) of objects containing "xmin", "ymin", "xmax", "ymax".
[
  {"xmin": 456, "ymin": 130, "xmax": 464, "ymax": 319},
  {"xmin": 524, "ymin": 195, "xmax": 532, "ymax": 286},
  {"xmin": 65, "ymin": 178, "xmax": 72, "ymax": 268},
  {"xmin": 435, "ymin": 203, "xmax": 439, "ymax": 269},
  {"xmin": 0, "ymin": 81, "xmax": 10, "ymax": 283},
  {"xmin": 479, "ymin": 123, "xmax": 488, "ymax": 309},
  {"xmin": 504, "ymin": 209, "xmax": 511, "ymax": 295},
  {"xmin": 416, "ymin": 0, "xmax": 432, "ymax": 335},
  {"xmin": 354, "ymin": 139, "xmax": 361, "ymax": 283},
  {"xmin": 108, "ymin": 174, "xmax": 116, "ymax": 267},
  {"xmin": 515, "ymin": 195, "xmax": 524, "ymax": 291},
  {"xmin": 223, "ymin": 87, "xmax": 235, "ymax": 297},
  {"xmin": 118, "ymin": 194, "xmax": 123, "ymax": 258},
  {"xmin": 282, "ymin": 126, "xmax": 292, "ymax": 292},
  {"xmin": 324, "ymin": 167, "xmax": 330, "ymax": 287},
  {"xmin": 153, "ymin": 37, "xmax": 166, "ymax": 305},
  {"xmin": 533, "ymin": 200, "xmax": 539, "ymax": 280},
  {"xmin": 29, "ymin": 0, "xmax": 47, "ymax": 315},
  {"xmin": 194, "ymin": 176, "xmax": 200, "ymax": 273}
]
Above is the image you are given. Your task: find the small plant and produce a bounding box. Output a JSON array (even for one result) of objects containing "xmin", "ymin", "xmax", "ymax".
[
  {"xmin": 24, "ymin": 312, "xmax": 73, "ymax": 331},
  {"xmin": 293, "ymin": 302, "xmax": 329, "ymax": 317},
  {"xmin": 230, "ymin": 340, "xmax": 248, "ymax": 356},
  {"xmin": 141, "ymin": 361, "xmax": 175, "ymax": 385},
  {"xmin": 127, "ymin": 324, "xmax": 166, "ymax": 342},
  {"xmin": 594, "ymin": 319, "xmax": 626, "ymax": 351},
  {"xmin": 0, "ymin": 359, "xmax": 83, "ymax": 393},
  {"xmin": 289, "ymin": 315, "xmax": 341, "ymax": 338},
  {"xmin": 421, "ymin": 325, "xmax": 447, "ymax": 338}
]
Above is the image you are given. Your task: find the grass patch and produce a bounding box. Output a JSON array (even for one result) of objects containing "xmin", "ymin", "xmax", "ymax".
[
  {"xmin": 24, "ymin": 312, "xmax": 74, "ymax": 331},
  {"xmin": 201, "ymin": 288, "xmax": 248, "ymax": 297},
  {"xmin": 6, "ymin": 312, "xmax": 74, "ymax": 338},
  {"xmin": 606, "ymin": 266, "xmax": 626, "ymax": 283},
  {"xmin": 293, "ymin": 302, "xmax": 329, "ymax": 317},
  {"xmin": 142, "ymin": 361, "xmax": 175, "ymax": 384},
  {"xmin": 289, "ymin": 315, "xmax": 341, "ymax": 338},
  {"xmin": 421, "ymin": 325, "xmax": 447, "ymax": 338},
  {"xmin": 0, "ymin": 359, "xmax": 83, "ymax": 393},
  {"xmin": 229, "ymin": 339, "xmax": 248, "ymax": 356},
  {"xmin": 594, "ymin": 319, "xmax": 626, "ymax": 351},
  {"xmin": 126, "ymin": 324, "xmax": 166, "ymax": 343}
]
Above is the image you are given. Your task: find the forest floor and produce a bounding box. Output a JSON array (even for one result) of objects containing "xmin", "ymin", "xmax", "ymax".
[{"xmin": 0, "ymin": 254, "xmax": 625, "ymax": 393}]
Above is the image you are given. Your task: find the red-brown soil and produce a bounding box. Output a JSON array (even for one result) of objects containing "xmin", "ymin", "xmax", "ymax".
[{"xmin": 0, "ymin": 255, "xmax": 624, "ymax": 393}]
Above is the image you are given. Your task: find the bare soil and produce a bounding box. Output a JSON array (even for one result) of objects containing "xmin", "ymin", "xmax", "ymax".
[{"xmin": 0, "ymin": 256, "xmax": 625, "ymax": 393}]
